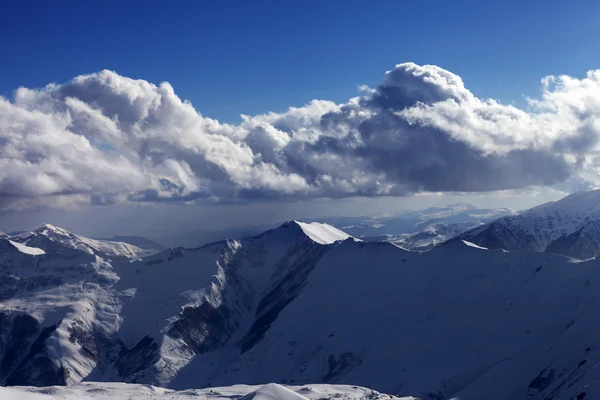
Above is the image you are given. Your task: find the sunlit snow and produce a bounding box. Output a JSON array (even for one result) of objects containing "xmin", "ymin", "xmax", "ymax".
[{"xmin": 8, "ymin": 240, "xmax": 45, "ymax": 255}]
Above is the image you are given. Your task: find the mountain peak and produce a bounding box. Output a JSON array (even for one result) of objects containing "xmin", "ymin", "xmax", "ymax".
[
  {"xmin": 12, "ymin": 224, "xmax": 152, "ymax": 260},
  {"xmin": 294, "ymin": 221, "xmax": 354, "ymax": 244},
  {"xmin": 32, "ymin": 223, "xmax": 71, "ymax": 236},
  {"xmin": 531, "ymin": 188, "xmax": 600, "ymax": 214},
  {"xmin": 447, "ymin": 202, "xmax": 477, "ymax": 210},
  {"xmin": 277, "ymin": 220, "xmax": 354, "ymax": 244},
  {"xmin": 458, "ymin": 188, "xmax": 600, "ymax": 258}
]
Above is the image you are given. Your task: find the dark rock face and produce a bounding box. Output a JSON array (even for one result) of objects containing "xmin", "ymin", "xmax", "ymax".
[
  {"xmin": 115, "ymin": 336, "xmax": 159, "ymax": 379},
  {"xmin": 458, "ymin": 219, "xmax": 540, "ymax": 252},
  {"xmin": 0, "ymin": 313, "xmax": 67, "ymax": 386},
  {"xmin": 166, "ymin": 243, "xmax": 246, "ymax": 357},
  {"xmin": 168, "ymin": 302, "xmax": 233, "ymax": 354},
  {"xmin": 240, "ymin": 239, "xmax": 328, "ymax": 353},
  {"xmin": 68, "ymin": 322, "xmax": 99, "ymax": 363},
  {"xmin": 0, "ymin": 276, "xmax": 63, "ymax": 301},
  {"xmin": 0, "ymin": 312, "xmax": 10, "ymax": 361},
  {"xmin": 0, "ymin": 314, "xmax": 40, "ymax": 380},
  {"xmin": 546, "ymin": 222, "xmax": 600, "ymax": 259},
  {"xmin": 5, "ymin": 323, "xmax": 66, "ymax": 387}
]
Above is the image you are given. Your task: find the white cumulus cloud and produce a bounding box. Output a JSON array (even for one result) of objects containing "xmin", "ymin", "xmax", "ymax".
[{"xmin": 1, "ymin": 63, "xmax": 600, "ymax": 211}]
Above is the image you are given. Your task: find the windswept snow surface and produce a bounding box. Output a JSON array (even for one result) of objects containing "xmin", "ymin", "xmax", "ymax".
[
  {"xmin": 0, "ymin": 386, "xmax": 51, "ymax": 400},
  {"xmin": 0, "ymin": 382, "xmax": 416, "ymax": 400},
  {"xmin": 293, "ymin": 221, "xmax": 355, "ymax": 244},
  {"xmin": 8, "ymin": 240, "xmax": 45, "ymax": 255}
]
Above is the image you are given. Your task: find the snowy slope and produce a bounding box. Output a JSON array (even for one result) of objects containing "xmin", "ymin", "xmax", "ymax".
[
  {"xmin": 0, "ymin": 235, "xmax": 120, "ymax": 386},
  {"xmin": 11, "ymin": 224, "xmax": 153, "ymax": 260},
  {"xmin": 96, "ymin": 235, "xmax": 166, "ymax": 252},
  {"xmin": 0, "ymin": 221, "xmax": 353, "ymax": 388},
  {"xmin": 294, "ymin": 221, "xmax": 355, "ymax": 244},
  {"xmin": 198, "ymin": 240, "xmax": 600, "ymax": 400},
  {"xmin": 458, "ymin": 189, "xmax": 600, "ymax": 259},
  {"xmin": 105, "ymin": 221, "xmax": 353, "ymax": 386},
  {"xmin": 8, "ymin": 240, "xmax": 46, "ymax": 255},
  {"xmin": 1, "ymin": 382, "xmax": 416, "ymax": 400},
  {"xmin": 0, "ymin": 386, "xmax": 50, "ymax": 400},
  {"xmin": 3, "ymin": 220, "xmax": 600, "ymax": 399}
]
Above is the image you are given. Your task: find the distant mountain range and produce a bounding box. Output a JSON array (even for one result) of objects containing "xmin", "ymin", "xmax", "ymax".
[
  {"xmin": 382, "ymin": 221, "xmax": 481, "ymax": 251},
  {"xmin": 316, "ymin": 203, "xmax": 514, "ymax": 251},
  {"xmin": 319, "ymin": 203, "xmax": 514, "ymax": 238},
  {"xmin": 96, "ymin": 235, "xmax": 166, "ymax": 252},
  {"xmin": 152, "ymin": 204, "xmax": 514, "ymax": 250},
  {"xmin": 458, "ymin": 189, "xmax": 600, "ymax": 259}
]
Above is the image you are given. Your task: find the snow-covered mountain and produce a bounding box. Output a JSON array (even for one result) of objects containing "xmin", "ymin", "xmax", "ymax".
[
  {"xmin": 154, "ymin": 204, "xmax": 511, "ymax": 250},
  {"xmin": 0, "ymin": 221, "xmax": 356, "ymax": 388},
  {"xmin": 0, "ymin": 382, "xmax": 416, "ymax": 400},
  {"xmin": 9, "ymin": 223, "xmax": 155, "ymax": 260},
  {"xmin": 384, "ymin": 221, "xmax": 482, "ymax": 251},
  {"xmin": 96, "ymin": 235, "xmax": 166, "ymax": 253},
  {"xmin": 457, "ymin": 189, "xmax": 600, "ymax": 259},
  {"xmin": 317, "ymin": 204, "xmax": 513, "ymax": 251},
  {"xmin": 2, "ymin": 219, "xmax": 600, "ymax": 399}
]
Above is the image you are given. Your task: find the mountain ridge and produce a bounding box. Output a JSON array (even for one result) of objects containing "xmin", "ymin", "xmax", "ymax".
[
  {"xmin": 1, "ymin": 217, "xmax": 600, "ymax": 399},
  {"xmin": 9, "ymin": 223, "xmax": 155, "ymax": 260},
  {"xmin": 457, "ymin": 189, "xmax": 600, "ymax": 259}
]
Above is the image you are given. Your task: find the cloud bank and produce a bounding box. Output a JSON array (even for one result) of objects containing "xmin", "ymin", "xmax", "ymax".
[{"xmin": 1, "ymin": 62, "xmax": 599, "ymax": 210}]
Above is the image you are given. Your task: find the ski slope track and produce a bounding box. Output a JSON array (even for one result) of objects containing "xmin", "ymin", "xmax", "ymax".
[{"xmin": 0, "ymin": 220, "xmax": 600, "ymax": 399}]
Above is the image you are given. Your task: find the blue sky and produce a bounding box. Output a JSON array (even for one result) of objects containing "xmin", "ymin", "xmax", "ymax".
[
  {"xmin": 2, "ymin": 0, "xmax": 600, "ymax": 123},
  {"xmin": 2, "ymin": 0, "xmax": 600, "ymax": 237}
]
